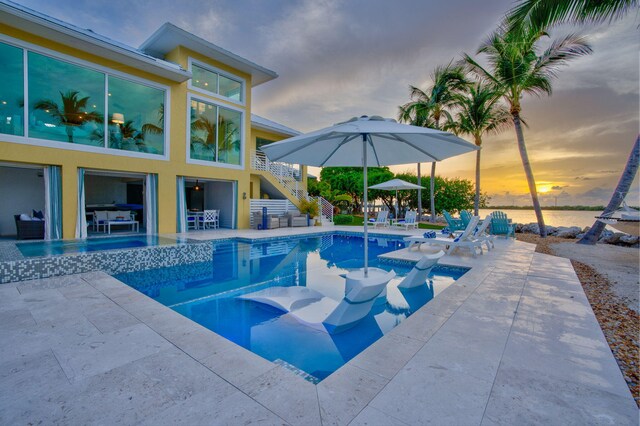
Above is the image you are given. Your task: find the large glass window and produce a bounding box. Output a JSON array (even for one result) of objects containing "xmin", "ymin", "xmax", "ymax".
[
  {"xmin": 108, "ymin": 76, "xmax": 165, "ymax": 155},
  {"xmin": 2, "ymin": 41, "xmax": 167, "ymax": 155},
  {"xmin": 190, "ymin": 98, "xmax": 242, "ymax": 166},
  {"xmin": 0, "ymin": 42, "xmax": 24, "ymax": 136},
  {"xmin": 28, "ymin": 52, "xmax": 105, "ymax": 146},
  {"xmin": 191, "ymin": 63, "xmax": 243, "ymax": 102}
]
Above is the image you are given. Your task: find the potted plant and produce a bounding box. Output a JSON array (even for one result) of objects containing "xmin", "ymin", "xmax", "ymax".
[{"xmin": 298, "ymin": 198, "xmax": 319, "ymax": 226}]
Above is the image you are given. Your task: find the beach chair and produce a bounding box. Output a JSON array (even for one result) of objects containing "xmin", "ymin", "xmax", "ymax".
[
  {"xmin": 490, "ymin": 211, "xmax": 515, "ymax": 238},
  {"xmin": 460, "ymin": 210, "xmax": 473, "ymax": 227},
  {"xmin": 442, "ymin": 210, "xmax": 465, "ymax": 231},
  {"xmin": 392, "ymin": 211, "xmax": 418, "ymax": 230},
  {"xmin": 404, "ymin": 216, "xmax": 483, "ymax": 257},
  {"xmin": 367, "ymin": 210, "xmax": 389, "ymax": 228},
  {"xmin": 239, "ymin": 268, "xmax": 396, "ymax": 333},
  {"xmin": 397, "ymin": 251, "xmax": 445, "ymax": 289}
]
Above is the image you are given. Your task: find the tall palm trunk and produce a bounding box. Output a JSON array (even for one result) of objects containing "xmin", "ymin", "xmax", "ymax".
[
  {"xmin": 417, "ymin": 163, "xmax": 422, "ymax": 220},
  {"xmin": 474, "ymin": 136, "xmax": 481, "ymax": 216},
  {"xmin": 430, "ymin": 163, "xmax": 436, "ymax": 222},
  {"xmin": 513, "ymin": 113, "xmax": 547, "ymax": 237},
  {"xmin": 578, "ymin": 135, "xmax": 640, "ymax": 244}
]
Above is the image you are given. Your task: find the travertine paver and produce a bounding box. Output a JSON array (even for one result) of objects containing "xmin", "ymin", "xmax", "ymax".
[{"xmin": 0, "ymin": 229, "xmax": 637, "ymax": 425}]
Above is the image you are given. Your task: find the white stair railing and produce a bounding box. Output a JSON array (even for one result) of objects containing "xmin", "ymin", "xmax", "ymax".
[
  {"xmin": 251, "ymin": 150, "xmax": 334, "ymax": 224},
  {"xmin": 316, "ymin": 196, "xmax": 334, "ymax": 224}
]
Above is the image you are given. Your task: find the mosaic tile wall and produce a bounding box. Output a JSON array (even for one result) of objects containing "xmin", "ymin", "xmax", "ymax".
[{"xmin": 0, "ymin": 242, "xmax": 213, "ymax": 284}]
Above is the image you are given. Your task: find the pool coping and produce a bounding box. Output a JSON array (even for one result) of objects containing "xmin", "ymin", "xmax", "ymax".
[{"xmin": 1, "ymin": 226, "xmax": 637, "ymax": 424}]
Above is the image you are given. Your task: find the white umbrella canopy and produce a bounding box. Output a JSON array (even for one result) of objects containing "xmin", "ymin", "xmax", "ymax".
[
  {"xmin": 369, "ymin": 179, "xmax": 425, "ymax": 218},
  {"xmin": 261, "ymin": 115, "xmax": 478, "ymax": 276}
]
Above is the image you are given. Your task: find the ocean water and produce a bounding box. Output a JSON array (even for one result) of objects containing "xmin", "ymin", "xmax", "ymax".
[{"xmin": 479, "ymin": 209, "xmax": 603, "ymax": 229}]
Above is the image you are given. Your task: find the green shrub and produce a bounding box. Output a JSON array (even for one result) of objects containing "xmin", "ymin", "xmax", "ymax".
[{"xmin": 334, "ymin": 214, "xmax": 354, "ymax": 225}]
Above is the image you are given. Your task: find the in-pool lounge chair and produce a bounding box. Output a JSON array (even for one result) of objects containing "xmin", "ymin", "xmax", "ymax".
[
  {"xmin": 392, "ymin": 210, "xmax": 418, "ymax": 230},
  {"xmin": 442, "ymin": 210, "xmax": 465, "ymax": 231},
  {"xmin": 367, "ymin": 210, "xmax": 389, "ymax": 228},
  {"xmin": 397, "ymin": 251, "xmax": 445, "ymax": 289},
  {"xmin": 239, "ymin": 269, "xmax": 396, "ymax": 333},
  {"xmin": 404, "ymin": 216, "xmax": 483, "ymax": 257}
]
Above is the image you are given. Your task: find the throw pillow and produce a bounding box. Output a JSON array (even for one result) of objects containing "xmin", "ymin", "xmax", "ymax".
[
  {"xmin": 33, "ymin": 210, "xmax": 44, "ymax": 220},
  {"xmin": 19, "ymin": 213, "xmax": 32, "ymax": 221}
]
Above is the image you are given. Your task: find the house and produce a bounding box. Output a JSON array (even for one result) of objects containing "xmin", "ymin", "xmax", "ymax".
[{"xmin": 0, "ymin": 1, "xmax": 315, "ymax": 239}]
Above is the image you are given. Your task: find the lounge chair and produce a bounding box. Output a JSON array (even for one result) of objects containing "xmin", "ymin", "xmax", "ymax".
[
  {"xmin": 442, "ymin": 210, "xmax": 465, "ymax": 231},
  {"xmin": 490, "ymin": 211, "xmax": 515, "ymax": 238},
  {"xmin": 239, "ymin": 268, "xmax": 396, "ymax": 333},
  {"xmin": 472, "ymin": 215, "xmax": 495, "ymax": 251},
  {"xmin": 392, "ymin": 211, "xmax": 418, "ymax": 230},
  {"xmin": 367, "ymin": 210, "xmax": 389, "ymax": 228},
  {"xmin": 460, "ymin": 210, "xmax": 473, "ymax": 228},
  {"xmin": 404, "ymin": 216, "xmax": 483, "ymax": 257},
  {"xmin": 397, "ymin": 251, "xmax": 445, "ymax": 289}
]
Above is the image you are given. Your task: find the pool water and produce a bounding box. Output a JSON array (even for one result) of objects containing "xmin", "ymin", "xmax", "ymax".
[
  {"xmin": 17, "ymin": 235, "xmax": 188, "ymax": 257},
  {"xmin": 115, "ymin": 234, "xmax": 467, "ymax": 383}
]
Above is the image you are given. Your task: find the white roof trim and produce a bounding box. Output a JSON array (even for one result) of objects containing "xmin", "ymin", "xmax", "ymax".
[
  {"xmin": 140, "ymin": 23, "xmax": 278, "ymax": 87},
  {"xmin": 251, "ymin": 114, "xmax": 300, "ymax": 137},
  {"xmin": 0, "ymin": 0, "xmax": 191, "ymax": 82}
]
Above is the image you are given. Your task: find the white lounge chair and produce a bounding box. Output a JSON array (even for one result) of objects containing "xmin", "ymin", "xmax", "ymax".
[
  {"xmin": 398, "ymin": 250, "xmax": 445, "ymax": 289},
  {"xmin": 239, "ymin": 268, "xmax": 396, "ymax": 333},
  {"xmin": 392, "ymin": 211, "xmax": 418, "ymax": 230},
  {"xmin": 404, "ymin": 216, "xmax": 483, "ymax": 257},
  {"xmin": 472, "ymin": 215, "xmax": 495, "ymax": 251},
  {"xmin": 366, "ymin": 210, "xmax": 389, "ymax": 228}
]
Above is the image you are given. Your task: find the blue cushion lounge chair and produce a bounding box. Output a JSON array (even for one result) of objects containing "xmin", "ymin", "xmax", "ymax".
[
  {"xmin": 404, "ymin": 216, "xmax": 483, "ymax": 257},
  {"xmin": 366, "ymin": 210, "xmax": 389, "ymax": 229},
  {"xmin": 392, "ymin": 210, "xmax": 418, "ymax": 230},
  {"xmin": 442, "ymin": 210, "xmax": 465, "ymax": 231},
  {"xmin": 472, "ymin": 215, "xmax": 495, "ymax": 251},
  {"xmin": 490, "ymin": 211, "xmax": 515, "ymax": 238}
]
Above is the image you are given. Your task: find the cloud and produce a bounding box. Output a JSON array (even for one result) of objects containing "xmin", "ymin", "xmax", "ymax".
[{"xmin": 551, "ymin": 185, "xmax": 564, "ymax": 190}]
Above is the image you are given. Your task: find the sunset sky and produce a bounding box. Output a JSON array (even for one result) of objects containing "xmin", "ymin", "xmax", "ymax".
[{"xmin": 18, "ymin": 0, "xmax": 639, "ymax": 206}]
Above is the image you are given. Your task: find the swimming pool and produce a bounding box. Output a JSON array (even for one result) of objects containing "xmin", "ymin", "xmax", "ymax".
[
  {"xmin": 115, "ymin": 233, "xmax": 467, "ymax": 382},
  {"xmin": 17, "ymin": 235, "xmax": 189, "ymax": 257}
]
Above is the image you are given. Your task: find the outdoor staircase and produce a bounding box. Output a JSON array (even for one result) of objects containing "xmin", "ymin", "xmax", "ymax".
[{"xmin": 251, "ymin": 150, "xmax": 333, "ymax": 225}]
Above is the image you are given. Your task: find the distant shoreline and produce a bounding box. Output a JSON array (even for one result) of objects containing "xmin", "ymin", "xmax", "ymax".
[{"xmin": 485, "ymin": 206, "xmax": 605, "ymax": 211}]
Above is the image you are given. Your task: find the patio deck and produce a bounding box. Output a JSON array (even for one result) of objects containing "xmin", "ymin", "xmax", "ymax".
[{"xmin": 0, "ymin": 226, "xmax": 636, "ymax": 425}]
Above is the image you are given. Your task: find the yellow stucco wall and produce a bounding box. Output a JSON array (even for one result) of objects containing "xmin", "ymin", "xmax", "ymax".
[{"xmin": 0, "ymin": 24, "xmax": 293, "ymax": 237}]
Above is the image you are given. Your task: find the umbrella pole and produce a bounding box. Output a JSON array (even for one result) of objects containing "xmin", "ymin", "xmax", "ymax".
[{"xmin": 362, "ymin": 134, "xmax": 368, "ymax": 277}]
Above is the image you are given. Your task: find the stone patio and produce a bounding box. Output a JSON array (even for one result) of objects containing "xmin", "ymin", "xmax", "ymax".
[{"xmin": 0, "ymin": 227, "xmax": 637, "ymax": 425}]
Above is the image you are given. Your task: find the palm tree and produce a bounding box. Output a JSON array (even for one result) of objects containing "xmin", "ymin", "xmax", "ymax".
[
  {"xmin": 217, "ymin": 116, "xmax": 241, "ymax": 162},
  {"xmin": 142, "ymin": 103, "xmax": 164, "ymax": 136},
  {"xmin": 448, "ymin": 82, "xmax": 511, "ymax": 215},
  {"xmin": 464, "ymin": 25, "xmax": 592, "ymax": 237},
  {"xmin": 508, "ymin": 0, "xmax": 640, "ymax": 245},
  {"xmin": 34, "ymin": 90, "xmax": 103, "ymax": 143},
  {"xmin": 508, "ymin": 0, "xmax": 638, "ymax": 31},
  {"xmin": 398, "ymin": 62, "xmax": 468, "ymax": 222},
  {"xmin": 191, "ymin": 115, "xmax": 217, "ymax": 160}
]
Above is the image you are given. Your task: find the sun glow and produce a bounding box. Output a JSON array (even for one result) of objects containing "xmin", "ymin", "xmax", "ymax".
[{"xmin": 537, "ymin": 185, "xmax": 553, "ymax": 193}]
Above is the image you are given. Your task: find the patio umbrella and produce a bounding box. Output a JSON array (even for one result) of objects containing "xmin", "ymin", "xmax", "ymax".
[
  {"xmin": 261, "ymin": 115, "xmax": 478, "ymax": 276},
  {"xmin": 369, "ymin": 178, "xmax": 425, "ymax": 219}
]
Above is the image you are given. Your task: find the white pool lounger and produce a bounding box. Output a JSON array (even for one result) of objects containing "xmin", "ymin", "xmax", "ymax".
[{"xmin": 239, "ymin": 268, "xmax": 396, "ymax": 333}]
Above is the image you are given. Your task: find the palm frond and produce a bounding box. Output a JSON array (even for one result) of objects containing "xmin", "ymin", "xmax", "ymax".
[{"xmin": 508, "ymin": 0, "xmax": 638, "ymax": 31}]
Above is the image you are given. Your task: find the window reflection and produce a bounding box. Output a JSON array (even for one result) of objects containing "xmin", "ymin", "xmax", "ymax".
[
  {"xmin": 190, "ymin": 98, "xmax": 242, "ymax": 166},
  {"xmin": 28, "ymin": 52, "xmax": 104, "ymax": 146},
  {"xmin": 108, "ymin": 76, "xmax": 164, "ymax": 155},
  {"xmin": 0, "ymin": 42, "xmax": 24, "ymax": 136},
  {"xmin": 191, "ymin": 63, "xmax": 243, "ymax": 102}
]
